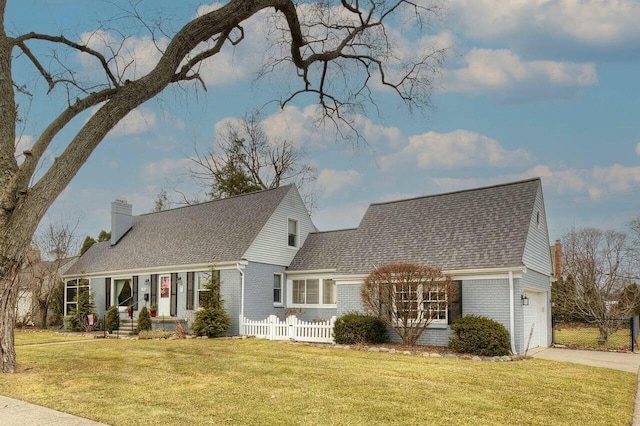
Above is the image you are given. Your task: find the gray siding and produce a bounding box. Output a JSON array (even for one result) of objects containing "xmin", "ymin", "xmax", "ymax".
[
  {"xmin": 462, "ymin": 278, "xmax": 521, "ymax": 352},
  {"xmin": 295, "ymin": 308, "xmax": 337, "ymax": 322},
  {"xmin": 243, "ymin": 262, "xmax": 287, "ymax": 320},
  {"xmin": 522, "ymin": 185, "xmax": 552, "ymax": 276},
  {"xmin": 462, "ymin": 278, "xmax": 511, "ymax": 331},
  {"xmin": 244, "ymin": 186, "xmax": 316, "ymax": 266},
  {"xmin": 336, "ymin": 283, "xmax": 364, "ymax": 316},
  {"xmin": 387, "ymin": 327, "xmax": 453, "ymax": 346}
]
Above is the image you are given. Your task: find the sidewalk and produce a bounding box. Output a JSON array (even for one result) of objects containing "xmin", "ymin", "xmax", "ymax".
[{"xmin": 0, "ymin": 395, "xmax": 108, "ymax": 426}]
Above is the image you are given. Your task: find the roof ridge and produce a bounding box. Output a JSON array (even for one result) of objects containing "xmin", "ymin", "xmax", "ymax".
[
  {"xmin": 308, "ymin": 228, "xmax": 358, "ymax": 235},
  {"xmin": 137, "ymin": 184, "xmax": 293, "ymax": 217},
  {"xmin": 370, "ymin": 178, "xmax": 540, "ymax": 207}
]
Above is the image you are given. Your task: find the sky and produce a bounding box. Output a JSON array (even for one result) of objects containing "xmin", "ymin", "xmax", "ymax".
[{"xmin": 8, "ymin": 0, "xmax": 640, "ymax": 245}]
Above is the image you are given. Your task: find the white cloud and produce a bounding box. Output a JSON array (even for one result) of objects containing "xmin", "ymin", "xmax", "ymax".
[
  {"xmin": 447, "ymin": 0, "xmax": 640, "ymax": 49},
  {"xmin": 317, "ymin": 169, "xmax": 362, "ymax": 197},
  {"xmin": 142, "ymin": 158, "xmax": 193, "ymax": 181},
  {"xmin": 443, "ymin": 49, "xmax": 597, "ymax": 97},
  {"xmin": 379, "ymin": 130, "xmax": 531, "ymax": 171},
  {"xmin": 257, "ymin": 105, "xmax": 404, "ymax": 150},
  {"xmin": 108, "ymin": 108, "xmax": 157, "ymax": 137},
  {"xmin": 432, "ymin": 163, "xmax": 640, "ymax": 202}
]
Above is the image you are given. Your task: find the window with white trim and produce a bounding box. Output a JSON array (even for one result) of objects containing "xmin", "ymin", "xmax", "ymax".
[
  {"xmin": 290, "ymin": 278, "xmax": 336, "ymax": 306},
  {"xmin": 273, "ymin": 273, "xmax": 283, "ymax": 305},
  {"xmin": 197, "ymin": 270, "xmax": 220, "ymax": 308},
  {"xmin": 323, "ymin": 279, "xmax": 336, "ymax": 304},
  {"xmin": 288, "ymin": 219, "xmax": 298, "ymax": 247},
  {"xmin": 65, "ymin": 279, "xmax": 90, "ymax": 315},
  {"xmin": 393, "ymin": 282, "xmax": 448, "ymax": 324}
]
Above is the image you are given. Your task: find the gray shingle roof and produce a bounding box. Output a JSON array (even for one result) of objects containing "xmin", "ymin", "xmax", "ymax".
[
  {"xmin": 66, "ymin": 185, "xmax": 293, "ymax": 275},
  {"xmin": 288, "ymin": 229, "xmax": 357, "ymax": 271},
  {"xmin": 335, "ymin": 178, "xmax": 541, "ymax": 275}
]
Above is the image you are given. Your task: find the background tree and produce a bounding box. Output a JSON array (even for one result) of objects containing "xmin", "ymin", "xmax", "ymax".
[
  {"xmin": 79, "ymin": 230, "xmax": 111, "ymax": 256},
  {"xmin": 361, "ymin": 263, "xmax": 454, "ymax": 346},
  {"xmin": 190, "ymin": 114, "xmax": 317, "ymax": 211},
  {"xmin": 0, "ymin": 0, "xmax": 445, "ymax": 372},
  {"xmin": 553, "ymin": 227, "xmax": 640, "ymax": 343},
  {"xmin": 27, "ymin": 219, "xmax": 79, "ymax": 328},
  {"xmin": 152, "ymin": 189, "xmax": 170, "ymax": 213}
]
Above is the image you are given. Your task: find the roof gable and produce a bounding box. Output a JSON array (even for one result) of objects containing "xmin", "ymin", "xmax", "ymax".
[
  {"xmin": 289, "ymin": 229, "xmax": 357, "ymax": 271},
  {"xmin": 66, "ymin": 186, "xmax": 292, "ymax": 275},
  {"xmin": 335, "ymin": 179, "xmax": 542, "ymax": 274}
]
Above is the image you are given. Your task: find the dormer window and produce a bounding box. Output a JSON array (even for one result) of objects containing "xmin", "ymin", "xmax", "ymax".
[{"xmin": 288, "ymin": 219, "xmax": 298, "ymax": 247}]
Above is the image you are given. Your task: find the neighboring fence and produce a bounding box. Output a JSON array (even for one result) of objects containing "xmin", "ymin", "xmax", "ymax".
[
  {"xmin": 241, "ymin": 315, "xmax": 336, "ymax": 343},
  {"xmin": 552, "ymin": 315, "xmax": 639, "ymax": 351}
]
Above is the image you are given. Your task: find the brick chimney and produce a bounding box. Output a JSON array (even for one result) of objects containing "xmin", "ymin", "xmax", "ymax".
[
  {"xmin": 111, "ymin": 199, "xmax": 132, "ymax": 246},
  {"xmin": 553, "ymin": 239, "xmax": 562, "ymax": 278}
]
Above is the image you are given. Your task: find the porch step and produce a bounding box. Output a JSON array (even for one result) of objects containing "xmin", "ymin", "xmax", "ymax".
[{"xmin": 117, "ymin": 318, "xmax": 138, "ymax": 334}]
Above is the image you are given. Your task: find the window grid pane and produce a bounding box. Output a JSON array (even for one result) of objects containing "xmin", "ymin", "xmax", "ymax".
[
  {"xmin": 288, "ymin": 219, "xmax": 297, "ymax": 247},
  {"xmin": 292, "ymin": 280, "xmax": 305, "ymax": 304},
  {"xmin": 273, "ymin": 274, "xmax": 282, "ymax": 304},
  {"xmin": 306, "ymin": 279, "xmax": 319, "ymax": 304},
  {"xmin": 323, "ymin": 279, "xmax": 336, "ymax": 304}
]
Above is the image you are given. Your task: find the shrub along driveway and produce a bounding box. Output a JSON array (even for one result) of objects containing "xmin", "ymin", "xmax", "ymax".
[{"xmin": 0, "ymin": 332, "xmax": 636, "ymax": 425}]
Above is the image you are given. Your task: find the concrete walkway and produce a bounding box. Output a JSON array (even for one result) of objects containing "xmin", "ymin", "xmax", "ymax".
[
  {"xmin": 531, "ymin": 347, "xmax": 640, "ymax": 373},
  {"xmin": 0, "ymin": 395, "xmax": 108, "ymax": 426}
]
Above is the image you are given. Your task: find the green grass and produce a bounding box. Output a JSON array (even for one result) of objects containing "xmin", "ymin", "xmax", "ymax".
[
  {"xmin": 0, "ymin": 333, "xmax": 636, "ymax": 426},
  {"xmin": 554, "ymin": 326, "xmax": 631, "ymax": 350},
  {"xmin": 14, "ymin": 329, "xmax": 94, "ymax": 346}
]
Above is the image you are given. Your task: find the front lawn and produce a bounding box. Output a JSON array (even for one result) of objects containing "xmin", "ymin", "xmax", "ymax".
[
  {"xmin": 14, "ymin": 329, "xmax": 94, "ymax": 346},
  {"xmin": 0, "ymin": 334, "xmax": 635, "ymax": 425}
]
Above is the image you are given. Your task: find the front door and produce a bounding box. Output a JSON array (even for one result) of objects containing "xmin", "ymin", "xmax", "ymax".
[
  {"xmin": 114, "ymin": 278, "xmax": 132, "ymax": 313},
  {"xmin": 158, "ymin": 275, "xmax": 171, "ymax": 316}
]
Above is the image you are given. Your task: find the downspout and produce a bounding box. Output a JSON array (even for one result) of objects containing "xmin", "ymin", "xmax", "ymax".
[
  {"xmin": 509, "ymin": 271, "xmax": 517, "ymax": 354},
  {"xmin": 237, "ymin": 263, "xmax": 245, "ymax": 335}
]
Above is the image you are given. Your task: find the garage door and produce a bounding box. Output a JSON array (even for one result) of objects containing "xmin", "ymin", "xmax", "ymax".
[{"xmin": 523, "ymin": 290, "xmax": 547, "ymax": 350}]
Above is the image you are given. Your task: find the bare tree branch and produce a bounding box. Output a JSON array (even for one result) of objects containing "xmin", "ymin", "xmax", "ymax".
[{"xmin": 14, "ymin": 32, "xmax": 121, "ymax": 88}]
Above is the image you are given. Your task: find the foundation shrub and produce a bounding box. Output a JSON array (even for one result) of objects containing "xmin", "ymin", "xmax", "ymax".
[
  {"xmin": 334, "ymin": 313, "xmax": 388, "ymax": 344},
  {"xmin": 449, "ymin": 315, "xmax": 510, "ymax": 356}
]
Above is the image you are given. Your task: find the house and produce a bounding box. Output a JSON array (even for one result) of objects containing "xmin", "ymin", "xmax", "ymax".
[
  {"xmin": 287, "ymin": 177, "xmax": 552, "ymax": 354},
  {"xmin": 63, "ymin": 184, "xmax": 315, "ymax": 335},
  {"xmin": 17, "ymin": 253, "xmax": 78, "ymax": 326},
  {"xmin": 63, "ymin": 178, "xmax": 552, "ymax": 355}
]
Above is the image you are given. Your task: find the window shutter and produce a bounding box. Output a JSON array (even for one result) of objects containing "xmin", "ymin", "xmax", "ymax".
[
  {"xmin": 151, "ymin": 274, "xmax": 158, "ymax": 306},
  {"xmin": 186, "ymin": 272, "xmax": 194, "ymax": 310},
  {"xmin": 132, "ymin": 276, "xmax": 139, "ymax": 311},
  {"xmin": 448, "ymin": 281, "xmax": 463, "ymax": 325},
  {"xmin": 170, "ymin": 273, "xmax": 178, "ymax": 316},
  {"xmin": 105, "ymin": 277, "xmax": 111, "ymax": 310}
]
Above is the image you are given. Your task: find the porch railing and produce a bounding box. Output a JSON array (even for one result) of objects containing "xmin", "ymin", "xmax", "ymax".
[{"xmin": 241, "ymin": 315, "xmax": 336, "ymax": 343}]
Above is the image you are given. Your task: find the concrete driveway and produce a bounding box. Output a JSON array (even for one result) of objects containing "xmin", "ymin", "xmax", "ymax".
[{"xmin": 531, "ymin": 347, "xmax": 640, "ymax": 373}]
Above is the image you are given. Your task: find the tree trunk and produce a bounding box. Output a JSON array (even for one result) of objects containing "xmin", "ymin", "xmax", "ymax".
[
  {"xmin": 597, "ymin": 325, "xmax": 609, "ymax": 344},
  {"xmin": 0, "ymin": 258, "xmax": 19, "ymax": 373},
  {"xmin": 38, "ymin": 299, "xmax": 48, "ymax": 328}
]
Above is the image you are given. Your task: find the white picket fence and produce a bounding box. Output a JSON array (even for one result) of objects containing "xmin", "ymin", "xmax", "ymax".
[{"xmin": 240, "ymin": 315, "xmax": 336, "ymax": 343}]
